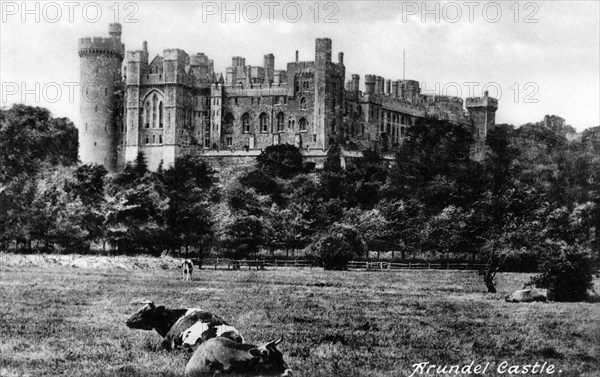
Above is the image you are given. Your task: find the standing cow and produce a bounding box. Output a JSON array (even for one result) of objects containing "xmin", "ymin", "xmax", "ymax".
[
  {"xmin": 185, "ymin": 336, "xmax": 292, "ymax": 377},
  {"xmin": 182, "ymin": 259, "xmax": 193, "ymax": 280},
  {"xmin": 125, "ymin": 301, "xmax": 244, "ymax": 350}
]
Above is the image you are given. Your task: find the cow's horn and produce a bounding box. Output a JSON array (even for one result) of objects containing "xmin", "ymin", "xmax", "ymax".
[{"xmin": 270, "ymin": 335, "xmax": 283, "ymax": 346}]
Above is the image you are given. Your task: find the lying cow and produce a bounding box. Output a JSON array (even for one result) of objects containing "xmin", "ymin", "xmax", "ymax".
[
  {"xmin": 182, "ymin": 259, "xmax": 193, "ymax": 280},
  {"xmin": 125, "ymin": 301, "xmax": 244, "ymax": 350},
  {"xmin": 185, "ymin": 336, "xmax": 292, "ymax": 377},
  {"xmin": 505, "ymin": 288, "xmax": 548, "ymax": 303}
]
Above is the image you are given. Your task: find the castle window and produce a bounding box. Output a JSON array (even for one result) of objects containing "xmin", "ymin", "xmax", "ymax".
[
  {"xmin": 299, "ymin": 97, "xmax": 307, "ymax": 110},
  {"xmin": 205, "ymin": 138, "xmax": 210, "ymax": 147},
  {"xmin": 257, "ymin": 97, "xmax": 261, "ymax": 105},
  {"xmin": 145, "ymin": 136, "xmax": 149, "ymax": 144},
  {"xmin": 259, "ymin": 112, "xmax": 268, "ymax": 133},
  {"xmin": 276, "ymin": 112, "xmax": 285, "ymax": 132},
  {"xmin": 145, "ymin": 102, "xmax": 151, "ymax": 128},
  {"xmin": 242, "ymin": 113, "xmax": 251, "ymax": 133},
  {"xmin": 223, "ymin": 113, "xmax": 234, "ymax": 134},
  {"xmin": 226, "ymin": 136, "xmax": 233, "ymax": 146},
  {"xmin": 94, "ymin": 105, "xmax": 98, "ymax": 113},
  {"xmin": 159, "ymin": 102, "xmax": 163, "ymax": 128},
  {"xmin": 303, "ymin": 81, "xmax": 309, "ymax": 91},
  {"xmin": 299, "ymin": 118, "xmax": 307, "ymax": 132},
  {"xmin": 331, "ymin": 120, "xmax": 336, "ymax": 133},
  {"xmin": 159, "ymin": 134, "xmax": 163, "ymax": 144},
  {"xmin": 152, "ymin": 93, "xmax": 158, "ymax": 128},
  {"xmin": 152, "ymin": 135, "xmax": 156, "ymax": 144}
]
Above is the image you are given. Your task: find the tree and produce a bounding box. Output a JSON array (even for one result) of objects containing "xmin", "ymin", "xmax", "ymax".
[
  {"xmin": 159, "ymin": 155, "xmax": 215, "ymax": 255},
  {"xmin": 530, "ymin": 243, "xmax": 594, "ymax": 302},
  {"xmin": 312, "ymin": 223, "xmax": 367, "ymax": 270},
  {"xmin": 0, "ymin": 104, "xmax": 78, "ymax": 181},
  {"xmin": 387, "ymin": 118, "xmax": 483, "ymax": 212},
  {"xmin": 221, "ymin": 216, "xmax": 265, "ymax": 259},
  {"xmin": 105, "ymin": 154, "xmax": 169, "ymax": 255},
  {"xmin": 257, "ymin": 144, "xmax": 303, "ymax": 178}
]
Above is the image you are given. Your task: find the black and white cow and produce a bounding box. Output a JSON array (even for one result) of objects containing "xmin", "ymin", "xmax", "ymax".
[
  {"xmin": 185, "ymin": 336, "xmax": 292, "ymax": 377},
  {"xmin": 182, "ymin": 259, "xmax": 193, "ymax": 280},
  {"xmin": 125, "ymin": 301, "xmax": 244, "ymax": 350}
]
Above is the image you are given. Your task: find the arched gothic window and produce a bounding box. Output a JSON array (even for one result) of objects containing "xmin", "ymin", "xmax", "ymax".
[
  {"xmin": 276, "ymin": 112, "xmax": 285, "ymax": 132},
  {"xmin": 223, "ymin": 113, "xmax": 234, "ymax": 134},
  {"xmin": 299, "ymin": 118, "xmax": 307, "ymax": 132},
  {"xmin": 299, "ymin": 97, "xmax": 307, "ymax": 110},
  {"xmin": 259, "ymin": 113, "xmax": 268, "ymax": 133},
  {"xmin": 242, "ymin": 113, "xmax": 251, "ymax": 133}
]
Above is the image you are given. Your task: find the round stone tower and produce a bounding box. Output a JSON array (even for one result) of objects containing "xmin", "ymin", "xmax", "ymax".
[{"xmin": 78, "ymin": 23, "xmax": 124, "ymax": 172}]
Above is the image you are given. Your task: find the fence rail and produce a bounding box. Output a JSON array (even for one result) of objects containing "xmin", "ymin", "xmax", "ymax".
[{"xmin": 198, "ymin": 258, "xmax": 486, "ymax": 271}]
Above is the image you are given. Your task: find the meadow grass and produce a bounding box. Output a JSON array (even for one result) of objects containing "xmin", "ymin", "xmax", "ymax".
[{"xmin": 0, "ymin": 257, "xmax": 598, "ymax": 377}]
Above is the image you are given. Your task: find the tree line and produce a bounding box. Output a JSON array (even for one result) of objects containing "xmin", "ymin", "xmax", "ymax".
[{"xmin": 1, "ymin": 105, "xmax": 599, "ymax": 299}]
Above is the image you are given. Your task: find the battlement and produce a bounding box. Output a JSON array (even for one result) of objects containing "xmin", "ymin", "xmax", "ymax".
[
  {"xmin": 126, "ymin": 50, "xmax": 148, "ymax": 63},
  {"xmin": 190, "ymin": 53, "xmax": 210, "ymax": 66},
  {"xmin": 223, "ymin": 85, "xmax": 289, "ymax": 97},
  {"xmin": 427, "ymin": 95, "xmax": 464, "ymax": 107},
  {"xmin": 164, "ymin": 49, "xmax": 188, "ymax": 62},
  {"xmin": 466, "ymin": 94, "xmax": 498, "ymax": 109},
  {"xmin": 78, "ymin": 37, "xmax": 124, "ymax": 58}
]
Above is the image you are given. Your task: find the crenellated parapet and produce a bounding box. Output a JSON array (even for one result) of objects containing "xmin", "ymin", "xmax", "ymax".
[
  {"xmin": 466, "ymin": 94, "xmax": 498, "ymax": 110},
  {"xmin": 78, "ymin": 37, "xmax": 124, "ymax": 60}
]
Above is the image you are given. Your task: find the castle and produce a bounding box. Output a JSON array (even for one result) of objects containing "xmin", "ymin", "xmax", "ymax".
[{"xmin": 78, "ymin": 23, "xmax": 498, "ymax": 173}]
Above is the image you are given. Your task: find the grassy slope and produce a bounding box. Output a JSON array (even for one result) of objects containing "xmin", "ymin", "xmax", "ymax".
[{"xmin": 0, "ymin": 260, "xmax": 598, "ymax": 377}]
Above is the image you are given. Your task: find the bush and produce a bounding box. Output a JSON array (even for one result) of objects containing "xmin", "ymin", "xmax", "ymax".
[
  {"xmin": 256, "ymin": 144, "xmax": 303, "ymax": 178},
  {"xmin": 530, "ymin": 244, "xmax": 594, "ymax": 302},
  {"xmin": 312, "ymin": 224, "xmax": 367, "ymax": 270}
]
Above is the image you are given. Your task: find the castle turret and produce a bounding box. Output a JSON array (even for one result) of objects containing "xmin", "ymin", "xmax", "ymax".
[
  {"xmin": 364, "ymin": 75, "xmax": 376, "ymax": 94},
  {"xmin": 264, "ymin": 53, "xmax": 275, "ymax": 84},
  {"xmin": 466, "ymin": 90, "xmax": 498, "ymax": 139},
  {"xmin": 392, "ymin": 81, "xmax": 399, "ymax": 98},
  {"xmin": 351, "ymin": 74, "xmax": 360, "ymax": 93},
  {"xmin": 78, "ymin": 23, "xmax": 125, "ymax": 172},
  {"xmin": 466, "ymin": 90, "xmax": 499, "ymax": 160},
  {"xmin": 314, "ymin": 38, "xmax": 332, "ymax": 149}
]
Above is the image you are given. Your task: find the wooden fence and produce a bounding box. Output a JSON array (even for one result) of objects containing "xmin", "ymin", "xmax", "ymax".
[{"xmin": 198, "ymin": 258, "xmax": 486, "ymax": 271}]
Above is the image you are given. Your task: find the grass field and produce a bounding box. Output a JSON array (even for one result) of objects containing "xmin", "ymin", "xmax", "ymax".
[{"xmin": 0, "ymin": 255, "xmax": 599, "ymax": 377}]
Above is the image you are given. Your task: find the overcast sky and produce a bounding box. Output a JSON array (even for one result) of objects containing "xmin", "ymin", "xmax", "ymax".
[{"xmin": 1, "ymin": 1, "xmax": 599, "ymax": 131}]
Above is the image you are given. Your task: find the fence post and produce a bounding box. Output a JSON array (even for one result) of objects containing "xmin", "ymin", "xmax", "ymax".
[
  {"xmin": 409, "ymin": 262, "xmax": 411, "ymax": 269},
  {"xmin": 428, "ymin": 262, "xmax": 431, "ymax": 270}
]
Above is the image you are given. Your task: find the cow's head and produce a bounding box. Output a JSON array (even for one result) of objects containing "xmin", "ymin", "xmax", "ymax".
[
  {"xmin": 126, "ymin": 300, "xmax": 160, "ymax": 330},
  {"xmin": 248, "ymin": 337, "xmax": 292, "ymax": 376}
]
